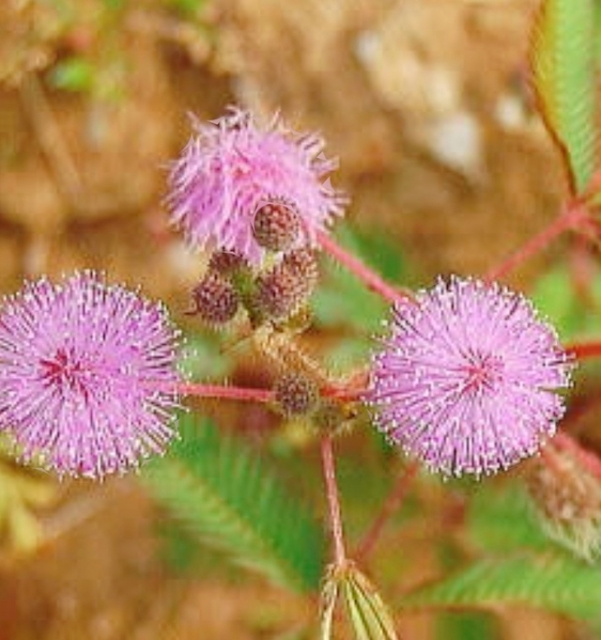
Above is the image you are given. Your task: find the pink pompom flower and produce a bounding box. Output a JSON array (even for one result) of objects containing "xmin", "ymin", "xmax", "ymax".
[
  {"xmin": 0, "ymin": 272, "xmax": 181, "ymax": 479},
  {"xmin": 368, "ymin": 277, "xmax": 573, "ymax": 477},
  {"xmin": 166, "ymin": 107, "xmax": 346, "ymax": 263}
]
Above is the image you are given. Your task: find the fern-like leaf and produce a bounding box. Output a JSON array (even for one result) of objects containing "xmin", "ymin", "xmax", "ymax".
[
  {"xmin": 531, "ymin": 0, "xmax": 597, "ymax": 194},
  {"xmin": 141, "ymin": 414, "xmax": 325, "ymax": 592},
  {"xmin": 400, "ymin": 553, "xmax": 601, "ymax": 625}
]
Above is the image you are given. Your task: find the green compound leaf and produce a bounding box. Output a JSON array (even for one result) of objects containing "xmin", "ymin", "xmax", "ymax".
[
  {"xmin": 342, "ymin": 568, "xmax": 399, "ymax": 640},
  {"xmin": 400, "ymin": 553, "xmax": 601, "ymax": 627},
  {"xmin": 141, "ymin": 415, "xmax": 325, "ymax": 592},
  {"xmin": 531, "ymin": 0, "xmax": 598, "ymax": 194}
]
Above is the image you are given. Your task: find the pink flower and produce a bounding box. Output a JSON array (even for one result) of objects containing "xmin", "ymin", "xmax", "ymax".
[
  {"xmin": 0, "ymin": 272, "xmax": 181, "ymax": 479},
  {"xmin": 368, "ymin": 277, "xmax": 573, "ymax": 477},
  {"xmin": 166, "ymin": 107, "xmax": 345, "ymax": 263}
]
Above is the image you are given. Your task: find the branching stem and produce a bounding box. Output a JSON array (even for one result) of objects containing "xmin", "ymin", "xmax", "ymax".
[{"xmin": 485, "ymin": 201, "xmax": 591, "ymax": 282}]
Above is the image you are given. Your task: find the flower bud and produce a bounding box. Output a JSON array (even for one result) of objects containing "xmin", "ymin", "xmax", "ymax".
[
  {"xmin": 191, "ymin": 272, "xmax": 239, "ymax": 325},
  {"xmin": 313, "ymin": 400, "xmax": 357, "ymax": 435},
  {"xmin": 274, "ymin": 371, "xmax": 319, "ymax": 417},
  {"xmin": 252, "ymin": 199, "xmax": 302, "ymax": 252},
  {"xmin": 526, "ymin": 441, "xmax": 601, "ymax": 561},
  {"xmin": 281, "ymin": 248, "xmax": 318, "ymax": 283},
  {"xmin": 207, "ymin": 249, "xmax": 249, "ymax": 279},
  {"xmin": 253, "ymin": 249, "xmax": 318, "ymax": 322}
]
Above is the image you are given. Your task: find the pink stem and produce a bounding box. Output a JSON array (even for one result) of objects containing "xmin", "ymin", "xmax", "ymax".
[
  {"xmin": 320, "ymin": 436, "xmax": 347, "ymax": 566},
  {"xmin": 175, "ymin": 380, "xmax": 368, "ymax": 404},
  {"xmin": 485, "ymin": 202, "xmax": 590, "ymax": 282},
  {"xmin": 316, "ymin": 229, "xmax": 414, "ymax": 305},
  {"xmin": 354, "ymin": 461, "xmax": 419, "ymax": 563},
  {"xmin": 322, "ymin": 370, "xmax": 370, "ymax": 403},
  {"xmin": 175, "ymin": 382, "xmax": 275, "ymax": 403}
]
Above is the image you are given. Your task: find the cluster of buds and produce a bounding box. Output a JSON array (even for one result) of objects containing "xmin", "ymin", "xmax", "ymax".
[
  {"xmin": 525, "ymin": 440, "xmax": 601, "ymax": 561},
  {"xmin": 169, "ymin": 107, "xmax": 357, "ymax": 436},
  {"xmin": 188, "ymin": 199, "xmax": 319, "ymax": 330}
]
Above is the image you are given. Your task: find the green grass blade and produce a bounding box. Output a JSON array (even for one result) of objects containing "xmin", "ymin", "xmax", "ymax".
[
  {"xmin": 531, "ymin": 0, "xmax": 597, "ymax": 194},
  {"xmin": 141, "ymin": 414, "xmax": 325, "ymax": 592}
]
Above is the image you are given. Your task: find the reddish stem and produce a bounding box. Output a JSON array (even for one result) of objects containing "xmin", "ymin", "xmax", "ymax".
[
  {"xmin": 321, "ymin": 436, "xmax": 347, "ymax": 565},
  {"xmin": 565, "ymin": 341, "xmax": 601, "ymax": 361},
  {"xmin": 176, "ymin": 379, "xmax": 368, "ymax": 404},
  {"xmin": 175, "ymin": 382, "xmax": 275, "ymax": 403},
  {"xmin": 322, "ymin": 370, "xmax": 369, "ymax": 402},
  {"xmin": 354, "ymin": 461, "xmax": 419, "ymax": 563},
  {"xmin": 554, "ymin": 432, "xmax": 601, "ymax": 483},
  {"xmin": 485, "ymin": 202, "xmax": 590, "ymax": 282},
  {"xmin": 316, "ymin": 229, "xmax": 415, "ymax": 305}
]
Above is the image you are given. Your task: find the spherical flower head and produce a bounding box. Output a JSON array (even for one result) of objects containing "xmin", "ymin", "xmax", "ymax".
[
  {"xmin": 0, "ymin": 271, "xmax": 181, "ymax": 479},
  {"xmin": 368, "ymin": 277, "xmax": 573, "ymax": 477},
  {"xmin": 166, "ymin": 106, "xmax": 346, "ymax": 264}
]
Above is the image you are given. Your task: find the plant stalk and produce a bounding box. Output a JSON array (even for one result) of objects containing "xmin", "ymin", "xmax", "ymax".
[
  {"xmin": 485, "ymin": 202, "xmax": 590, "ymax": 282},
  {"xmin": 175, "ymin": 382, "xmax": 275, "ymax": 403},
  {"xmin": 565, "ymin": 341, "xmax": 601, "ymax": 361},
  {"xmin": 316, "ymin": 229, "xmax": 414, "ymax": 305},
  {"xmin": 321, "ymin": 436, "xmax": 348, "ymax": 566}
]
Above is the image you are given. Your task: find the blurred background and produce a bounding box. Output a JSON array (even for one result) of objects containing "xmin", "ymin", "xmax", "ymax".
[{"xmin": 0, "ymin": 0, "xmax": 589, "ymax": 638}]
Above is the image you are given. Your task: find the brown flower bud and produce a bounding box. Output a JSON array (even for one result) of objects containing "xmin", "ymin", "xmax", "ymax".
[
  {"xmin": 191, "ymin": 272, "xmax": 239, "ymax": 325},
  {"xmin": 274, "ymin": 371, "xmax": 319, "ymax": 416},
  {"xmin": 208, "ymin": 249, "xmax": 249, "ymax": 279},
  {"xmin": 252, "ymin": 199, "xmax": 302, "ymax": 252},
  {"xmin": 312, "ymin": 400, "xmax": 356, "ymax": 435},
  {"xmin": 253, "ymin": 249, "xmax": 318, "ymax": 322},
  {"xmin": 281, "ymin": 248, "xmax": 318, "ymax": 283}
]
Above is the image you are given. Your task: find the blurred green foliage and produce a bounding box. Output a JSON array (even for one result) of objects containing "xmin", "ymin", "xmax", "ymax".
[
  {"xmin": 163, "ymin": 0, "xmax": 207, "ymax": 16},
  {"xmin": 531, "ymin": 264, "xmax": 601, "ymax": 340},
  {"xmin": 468, "ymin": 481, "xmax": 554, "ymax": 554},
  {"xmin": 436, "ymin": 611, "xmax": 498, "ymax": 640},
  {"xmin": 314, "ymin": 224, "xmax": 407, "ymax": 334},
  {"xmin": 142, "ymin": 415, "xmax": 325, "ymax": 593},
  {"xmin": 48, "ymin": 56, "xmax": 95, "ymax": 93}
]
